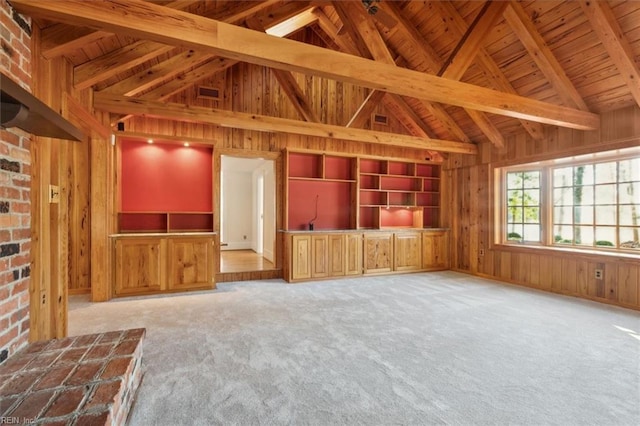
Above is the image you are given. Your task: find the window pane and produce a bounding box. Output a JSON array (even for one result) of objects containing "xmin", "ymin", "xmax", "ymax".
[
  {"xmin": 619, "ymin": 205, "xmax": 639, "ymax": 226},
  {"xmin": 574, "ymin": 226, "xmax": 594, "ymax": 246},
  {"xmin": 554, "ymin": 167, "xmax": 573, "ymax": 187},
  {"xmin": 595, "ymin": 205, "xmax": 616, "ymax": 225},
  {"xmin": 574, "ymin": 186, "xmax": 593, "ymax": 205},
  {"xmin": 554, "ymin": 206, "xmax": 573, "ymax": 225},
  {"xmin": 507, "ymin": 172, "xmax": 523, "ymax": 189},
  {"xmin": 524, "ymin": 207, "xmax": 539, "ymax": 223},
  {"xmin": 619, "ymin": 228, "xmax": 640, "ymax": 249},
  {"xmin": 594, "ymin": 162, "xmax": 616, "ymax": 184},
  {"xmin": 618, "ymin": 182, "xmax": 640, "ymax": 205},
  {"xmin": 595, "ymin": 227, "xmax": 616, "ymax": 247},
  {"xmin": 508, "ymin": 207, "xmax": 523, "ymax": 223},
  {"xmin": 523, "ymin": 224, "xmax": 540, "ymax": 242},
  {"xmin": 554, "ymin": 225, "xmax": 573, "ymax": 244},
  {"xmin": 575, "ymin": 165, "xmax": 594, "ymax": 185},
  {"xmin": 523, "ymin": 172, "xmax": 540, "ymax": 188},
  {"xmin": 595, "ymin": 184, "xmax": 616, "ymax": 205},
  {"xmin": 554, "ymin": 187, "xmax": 573, "ymax": 206},
  {"xmin": 523, "ymin": 189, "xmax": 539, "ymax": 206},
  {"xmin": 574, "ymin": 206, "xmax": 593, "ymax": 224},
  {"xmin": 507, "ymin": 225, "xmax": 523, "ymax": 241},
  {"xmin": 507, "ymin": 190, "xmax": 522, "ymax": 206},
  {"xmin": 619, "ymin": 159, "xmax": 640, "ymax": 182}
]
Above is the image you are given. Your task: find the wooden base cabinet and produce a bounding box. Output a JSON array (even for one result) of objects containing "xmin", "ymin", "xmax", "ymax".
[
  {"xmin": 422, "ymin": 230, "xmax": 449, "ymax": 269},
  {"xmin": 285, "ymin": 230, "xmax": 448, "ymax": 282},
  {"xmin": 394, "ymin": 232, "xmax": 422, "ymax": 272},
  {"xmin": 167, "ymin": 237, "xmax": 215, "ymax": 290},
  {"xmin": 113, "ymin": 234, "xmax": 215, "ymax": 297},
  {"xmin": 345, "ymin": 233, "xmax": 362, "ymax": 276},
  {"xmin": 114, "ymin": 237, "xmax": 165, "ymax": 296},
  {"xmin": 364, "ymin": 233, "xmax": 394, "ymax": 274},
  {"xmin": 288, "ymin": 232, "xmax": 363, "ymax": 282}
]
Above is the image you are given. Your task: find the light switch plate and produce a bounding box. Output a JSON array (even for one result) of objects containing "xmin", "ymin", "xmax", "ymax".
[{"xmin": 49, "ymin": 184, "xmax": 60, "ymax": 203}]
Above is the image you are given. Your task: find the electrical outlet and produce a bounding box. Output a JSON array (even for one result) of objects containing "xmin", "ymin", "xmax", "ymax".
[{"xmin": 595, "ymin": 269, "xmax": 603, "ymax": 280}]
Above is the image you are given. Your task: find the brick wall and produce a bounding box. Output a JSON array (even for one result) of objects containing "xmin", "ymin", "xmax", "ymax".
[{"xmin": 0, "ymin": 0, "xmax": 32, "ymax": 363}]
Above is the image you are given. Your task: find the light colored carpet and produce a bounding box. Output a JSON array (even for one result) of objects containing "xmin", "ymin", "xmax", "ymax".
[{"xmin": 69, "ymin": 271, "xmax": 640, "ymax": 426}]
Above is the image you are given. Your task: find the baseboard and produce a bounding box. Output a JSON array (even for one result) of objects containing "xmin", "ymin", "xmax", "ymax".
[{"xmin": 221, "ymin": 242, "xmax": 253, "ymax": 251}]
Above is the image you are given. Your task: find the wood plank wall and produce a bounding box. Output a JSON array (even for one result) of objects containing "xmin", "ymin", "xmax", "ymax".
[
  {"xmin": 30, "ymin": 26, "xmax": 113, "ymax": 340},
  {"xmin": 122, "ymin": 62, "xmax": 436, "ymax": 281},
  {"xmin": 445, "ymin": 105, "xmax": 640, "ymax": 311}
]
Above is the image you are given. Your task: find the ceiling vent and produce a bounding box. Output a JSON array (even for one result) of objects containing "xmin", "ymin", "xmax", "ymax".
[
  {"xmin": 197, "ymin": 86, "xmax": 220, "ymax": 100},
  {"xmin": 0, "ymin": 72, "xmax": 83, "ymax": 141},
  {"xmin": 372, "ymin": 113, "xmax": 388, "ymax": 126}
]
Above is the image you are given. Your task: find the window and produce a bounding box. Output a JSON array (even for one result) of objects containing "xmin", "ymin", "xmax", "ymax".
[
  {"xmin": 506, "ymin": 171, "xmax": 541, "ymax": 243},
  {"xmin": 498, "ymin": 148, "xmax": 640, "ymax": 253}
]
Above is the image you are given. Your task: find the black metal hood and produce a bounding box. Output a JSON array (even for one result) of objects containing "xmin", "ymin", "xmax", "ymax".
[{"xmin": 1, "ymin": 72, "xmax": 83, "ymax": 141}]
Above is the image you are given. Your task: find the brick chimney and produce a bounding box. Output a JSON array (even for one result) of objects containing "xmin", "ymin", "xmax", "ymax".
[{"xmin": 0, "ymin": 0, "xmax": 32, "ymax": 363}]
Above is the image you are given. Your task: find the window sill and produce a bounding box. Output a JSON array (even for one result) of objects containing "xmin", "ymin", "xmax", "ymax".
[{"xmin": 493, "ymin": 243, "xmax": 640, "ymax": 263}]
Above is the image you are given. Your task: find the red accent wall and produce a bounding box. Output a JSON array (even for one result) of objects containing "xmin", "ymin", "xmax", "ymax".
[
  {"xmin": 121, "ymin": 139, "xmax": 212, "ymax": 212},
  {"xmin": 288, "ymin": 181, "xmax": 351, "ymax": 230}
]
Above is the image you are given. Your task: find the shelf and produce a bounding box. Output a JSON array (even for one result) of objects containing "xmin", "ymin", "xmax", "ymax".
[
  {"xmin": 357, "ymin": 158, "xmax": 441, "ymax": 229},
  {"xmin": 288, "ymin": 152, "xmax": 322, "ymax": 179},
  {"xmin": 118, "ymin": 212, "xmax": 213, "ymax": 233}
]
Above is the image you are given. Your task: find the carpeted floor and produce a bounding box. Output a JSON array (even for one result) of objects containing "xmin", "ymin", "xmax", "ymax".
[{"xmin": 69, "ymin": 271, "xmax": 640, "ymax": 426}]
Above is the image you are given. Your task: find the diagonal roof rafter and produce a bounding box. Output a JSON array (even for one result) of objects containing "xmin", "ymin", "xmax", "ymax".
[{"xmin": 12, "ymin": 0, "xmax": 599, "ymax": 131}]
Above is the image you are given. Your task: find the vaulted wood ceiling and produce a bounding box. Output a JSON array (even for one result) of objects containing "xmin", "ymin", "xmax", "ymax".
[{"xmin": 13, "ymin": 0, "xmax": 640, "ymax": 154}]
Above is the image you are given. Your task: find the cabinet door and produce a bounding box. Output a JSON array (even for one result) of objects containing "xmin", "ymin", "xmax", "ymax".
[
  {"xmin": 114, "ymin": 238, "xmax": 165, "ymax": 295},
  {"xmin": 423, "ymin": 231, "xmax": 449, "ymax": 270},
  {"xmin": 394, "ymin": 232, "xmax": 422, "ymax": 271},
  {"xmin": 345, "ymin": 233, "xmax": 363, "ymax": 276},
  {"xmin": 291, "ymin": 235, "xmax": 312, "ymax": 280},
  {"xmin": 364, "ymin": 233, "xmax": 393, "ymax": 274},
  {"xmin": 328, "ymin": 234, "xmax": 346, "ymax": 277},
  {"xmin": 167, "ymin": 237, "xmax": 214, "ymax": 290},
  {"xmin": 311, "ymin": 235, "xmax": 329, "ymax": 278}
]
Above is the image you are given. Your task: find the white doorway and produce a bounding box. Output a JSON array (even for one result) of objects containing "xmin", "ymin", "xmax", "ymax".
[{"xmin": 220, "ymin": 155, "xmax": 276, "ymax": 272}]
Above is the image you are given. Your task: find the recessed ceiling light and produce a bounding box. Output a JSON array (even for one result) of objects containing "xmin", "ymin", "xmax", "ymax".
[
  {"xmin": 184, "ymin": 142, "xmax": 190, "ymax": 147},
  {"xmin": 147, "ymin": 139, "xmax": 153, "ymax": 144}
]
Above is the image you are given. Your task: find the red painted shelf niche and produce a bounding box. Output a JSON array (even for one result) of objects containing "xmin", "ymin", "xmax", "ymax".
[
  {"xmin": 358, "ymin": 158, "xmax": 441, "ymax": 229},
  {"xmin": 118, "ymin": 138, "xmax": 214, "ymax": 233},
  {"xmin": 286, "ymin": 151, "xmax": 357, "ymax": 230}
]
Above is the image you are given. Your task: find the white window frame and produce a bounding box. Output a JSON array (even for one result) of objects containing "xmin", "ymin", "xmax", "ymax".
[{"xmin": 495, "ymin": 147, "xmax": 640, "ymax": 255}]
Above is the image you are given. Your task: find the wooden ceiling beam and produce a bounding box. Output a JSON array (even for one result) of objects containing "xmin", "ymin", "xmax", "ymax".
[
  {"xmin": 436, "ymin": 1, "xmax": 507, "ymax": 148},
  {"xmin": 13, "ymin": 0, "xmax": 600, "ymax": 130},
  {"xmin": 103, "ymin": 3, "xmax": 313, "ymax": 101},
  {"xmin": 333, "ymin": 2, "xmax": 441, "ymax": 139},
  {"xmin": 246, "ymin": 18, "xmax": 320, "ymax": 122},
  {"xmin": 99, "ymin": 50, "xmax": 215, "ymax": 96},
  {"xmin": 504, "ymin": 2, "xmax": 589, "ymax": 111},
  {"xmin": 578, "ymin": 0, "xmax": 640, "ymax": 108},
  {"xmin": 74, "ymin": 41, "xmax": 176, "ymax": 91},
  {"xmin": 94, "ymin": 94, "xmax": 478, "ymax": 155},
  {"xmin": 429, "ymin": 0, "xmax": 545, "ymax": 141},
  {"xmin": 382, "ymin": 1, "xmax": 502, "ymax": 147},
  {"xmin": 71, "ymin": 0, "xmax": 285, "ymax": 90},
  {"xmin": 265, "ymin": 7, "xmax": 318, "ymax": 37},
  {"xmin": 346, "ymin": 89, "xmax": 386, "ymax": 128},
  {"xmin": 40, "ymin": 0, "xmax": 197, "ymax": 60},
  {"xmin": 324, "ymin": 5, "xmax": 453, "ymax": 141},
  {"xmin": 40, "ymin": 26, "xmax": 110, "ymax": 60},
  {"xmin": 439, "ymin": 1, "xmax": 508, "ymax": 81}
]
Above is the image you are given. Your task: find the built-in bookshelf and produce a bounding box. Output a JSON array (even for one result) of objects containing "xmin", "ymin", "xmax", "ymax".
[
  {"xmin": 358, "ymin": 159, "xmax": 440, "ymax": 229},
  {"xmin": 118, "ymin": 212, "xmax": 214, "ymax": 233},
  {"xmin": 286, "ymin": 150, "xmax": 441, "ymax": 230},
  {"xmin": 286, "ymin": 151, "xmax": 357, "ymax": 230},
  {"xmin": 118, "ymin": 138, "xmax": 214, "ymax": 233}
]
